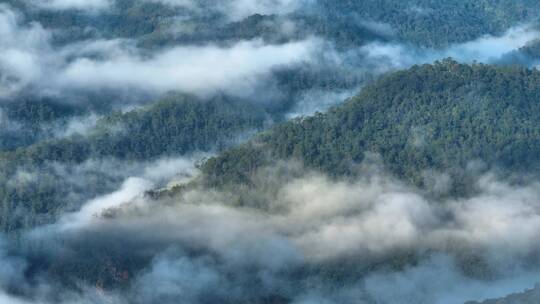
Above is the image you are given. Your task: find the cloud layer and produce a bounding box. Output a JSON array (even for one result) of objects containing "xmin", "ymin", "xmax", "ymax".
[
  {"xmin": 0, "ymin": 5, "xmax": 318, "ymax": 101},
  {"xmin": 34, "ymin": 0, "xmax": 113, "ymax": 11},
  {"xmin": 1, "ymin": 3, "xmax": 540, "ymax": 303},
  {"xmin": 0, "ymin": 161, "xmax": 536, "ymax": 304},
  {"xmin": 56, "ymin": 38, "xmax": 318, "ymax": 97},
  {"xmin": 148, "ymin": 0, "xmax": 307, "ymax": 20}
]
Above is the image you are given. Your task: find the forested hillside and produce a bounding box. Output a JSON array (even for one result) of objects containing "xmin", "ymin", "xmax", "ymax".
[
  {"xmin": 318, "ymin": 0, "xmax": 540, "ymax": 47},
  {"xmin": 203, "ymin": 60, "xmax": 540, "ymax": 193},
  {"xmin": 0, "ymin": 94, "xmax": 266, "ymax": 231},
  {"xmin": 1, "ymin": 1, "xmax": 540, "ymax": 303},
  {"xmin": 3, "ymin": 0, "xmax": 540, "ymax": 153},
  {"xmin": 5, "ymin": 0, "xmax": 540, "ymax": 48}
]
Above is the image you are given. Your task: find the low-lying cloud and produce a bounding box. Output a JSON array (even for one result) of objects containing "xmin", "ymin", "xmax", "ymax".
[
  {"xmin": 0, "ymin": 4, "xmax": 319, "ymax": 102},
  {"xmin": 357, "ymin": 25, "xmax": 540, "ymax": 74},
  {"xmin": 0, "ymin": 5, "xmax": 50, "ymax": 97},
  {"xmin": 56, "ymin": 38, "xmax": 319, "ymax": 97},
  {"xmin": 1, "ymin": 3, "xmax": 539, "ymax": 118},
  {"xmin": 33, "ymin": 0, "xmax": 113, "ymax": 11},
  {"xmin": 149, "ymin": 0, "xmax": 307, "ymax": 21},
  {"xmin": 35, "ymin": 0, "xmax": 306, "ymax": 19},
  {"xmin": 1, "ymin": 2, "xmax": 540, "ymax": 304},
  {"xmin": 1, "ymin": 161, "xmax": 538, "ymax": 303}
]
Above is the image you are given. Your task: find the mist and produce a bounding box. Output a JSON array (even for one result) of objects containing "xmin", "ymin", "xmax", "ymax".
[
  {"xmin": 0, "ymin": 5, "xmax": 318, "ymax": 99},
  {"xmin": 2, "ymin": 1, "xmax": 540, "ymax": 303},
  {"xmin": 1, "ymin": 2, "xmax": 538, "ymax": 119},
  {"xmin": 56, "ymin": 38, "xmax": 319, "ymax": 97},
  {"xmin": 0, "ymin": 160, "xmax": 538, "ymax": 303},
  {"xmin": 356, "ymin": 24, "xmax": 540, "ymax": 75},
  {"xmin": 149, "ymin": 0, "xmax": 308, "ymax": 21},
  {"xmin": 0, "ymin": 5, "xmax": 50, "ymax": 97},
  {"xmin": 33, "ymin": 0, "xmax": 113, "ymax": 11}
]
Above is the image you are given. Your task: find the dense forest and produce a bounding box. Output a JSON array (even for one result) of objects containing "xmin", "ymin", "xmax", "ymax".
[
  {"xmin": 1, "ymin": 0, "xmax": 540, "ymax": 303},
  {"xmin": 3, "ymin": 0, "xmax": 540, "ymax": 151},
  {"xmin": 4, "ymin": 0, "xmax": 540, "ymax": 48},
  {"xmin": 0, "ymin": 94, "xmax": 266, "ymax": 231},
  {"xmin": 203, "ymin": 60, "xmax": 540, "ymax": 193},
  {"xmin": 6, "ymin": 59, "xmax": 540, "ymax": 303},
  {"xmin": 318, "ymin": 0, "xmax": 540, "ymax": 47}
]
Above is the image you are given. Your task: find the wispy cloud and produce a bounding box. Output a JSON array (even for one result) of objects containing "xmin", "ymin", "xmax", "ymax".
[
  {"xmin": 55, "ymin": 38, "xmax": 319, "ymax": 97},
  {"xmin": 3, "ymin": 162, "xmax": 536, "ymax": 303},
  {"xmin": 149, "ymin": 0, "xmax": 307, "ymax": 20},
  {"xmin": 32, "ymin": 0, "xmax": 113, "ymax": 11},
  {"xmin": 0, "ymin": 5, "xmax": 318, "ymax": 101}
]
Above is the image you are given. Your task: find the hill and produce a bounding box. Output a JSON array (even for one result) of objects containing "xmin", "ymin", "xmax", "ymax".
[
  {"xmin": 319, "ymin": 0, "xmax": 540, "ymax": 47},
  {"xmin": 5, "ymin": 0, "xmax": 540, "ymax": 48},
  {"xmin": 203, "ymin": 60, "xmax": 540, "ymax": 193},
  {"xmin": 0, "ymin": 94, "xmax": 266, "ymax": 231}
]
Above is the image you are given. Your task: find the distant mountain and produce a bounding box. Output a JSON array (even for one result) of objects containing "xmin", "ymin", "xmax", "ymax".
[
  {"xmin": 6, "ymin": 0, "xmax": 540, "ymax": 48},
  {"xmin": 203, "ymin": 60, "xmax": 540, "ymax": 193},
  {"xmin": 317, "ymin": 0, "xmax": 540, "ymax": 47},
  {"xmin": 2, "ymin": 1, "xmax": 540, "ymax": 303}
]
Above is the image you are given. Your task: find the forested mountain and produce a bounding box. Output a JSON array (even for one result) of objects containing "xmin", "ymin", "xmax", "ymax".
[
  {"xmin": 5, "ymin": 0, "xmax": 540, "ymax": 48},
  {"xmin": 318, "ymin": 0, "xmax": 540, "ymax": 47},
  {"xmin": 3, "ymin": 0, "xmax": 540, "ymax": 153},
  {"xmin": 0, "ymin": 0, "xmax": 397, "ymax": 232},
  {"xmin": 4, "ymin": 0, "xmax": 385, "ymax": 48},
  {"xmin": 0, "ymin": 94, "xmax": 266, "ymax": 231},
  {"xmin": 203, "ymin": 60, "xmax": 540, "ymax": 193},
  {"xmin": 2, "ymin": 1, "xmax": 540, "ymax": 303},
  {"xmin": 6, "ymin": 94, "xmax": 266, "ymax": 163},
  {"xmin": 0, "ymin": 97, "xmax": 83, "ymax": 150}
]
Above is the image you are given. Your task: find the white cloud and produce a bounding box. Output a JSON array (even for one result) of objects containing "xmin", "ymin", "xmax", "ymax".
[
  {"xmin": 1, "ymin": 4, "xmax": 537, "ymax": 106},
  {"xmin": 55, "ymin": 155, "xmax": 203, "ymax": 229},
  {"xmin": 0, "ymin": 5, "xmax": 318, "ymax": 99},
  {"xmin": 33, "ymin": 0, "xmax": 112, "ymax": 11},
  {"xmin": 150, "ymin": 0, "xmax": 306, "ymax": 21},
  {"xmin": 46, "ymin": 167, "xmax": 540, "ymax": 303},
  {"xmin": 364, "ymin": 255, "xmax": 540, "ymax": 304},
  {"xmin": 9, "ymin": 156, "xmax": 540, "ymax": 304},
  {"xmin": 55, "ymin": 38, "xmax": 319, "ymax": 97},
  {"xmin": 358, "ymin": 24, "xmax": 540, "ymax": 73},
  {"xmin": 0, "ymin": 4, "xmax": 321, "ymax": 100},
  {"xmin": 0, "ymin": 5, "xmax": 50, "ymax": 96},
  {"xmin": 59, "ymin": 177, "xmax": 154, "ymax": 229},
  {"xmin": 59, "ymin": 165, "xmax": 540, "ymax": 268},
  {"xmin": 445, "ymin": 25, "xmax": 540, "ymax": 62}
]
